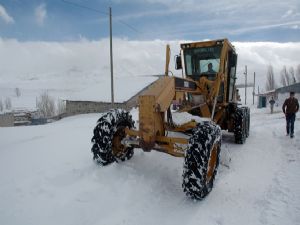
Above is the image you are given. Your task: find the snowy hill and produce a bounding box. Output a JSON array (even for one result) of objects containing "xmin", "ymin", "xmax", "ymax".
[{"xmin": 0, "ymin": 107, "xmax": 299, "ymax": 225}]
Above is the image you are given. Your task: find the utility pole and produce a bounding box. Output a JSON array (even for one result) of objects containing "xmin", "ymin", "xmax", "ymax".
[
  {"xmin": 253, "ymin": 72, "xmax": 256, "ymax": 105},
  {"xmin": 109, "ymin": 7, "xmax": 114, "ymax": 107},
  {"xmin": 244, "ymin": 65, "xmax": 247, "ymax": 105}
]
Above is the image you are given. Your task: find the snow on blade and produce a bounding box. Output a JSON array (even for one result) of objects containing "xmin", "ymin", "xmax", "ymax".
[{"xmin": 171, "ymin": 111, "xmax": 210, "ymax": 126}]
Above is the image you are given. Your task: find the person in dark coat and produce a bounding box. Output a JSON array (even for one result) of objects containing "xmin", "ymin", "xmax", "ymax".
[
  {"xmin": 269, "ymin": 97, "xmax": 275, "ymax": 114},
  {"xmin": 282, "ymin": 92, "xmax": 299, "ymax": 138}
]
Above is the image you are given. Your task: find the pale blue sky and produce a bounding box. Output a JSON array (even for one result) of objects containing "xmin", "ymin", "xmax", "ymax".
[{"xmin": 0, "ymin": 0, "xmax": 300, "ymax": 42}]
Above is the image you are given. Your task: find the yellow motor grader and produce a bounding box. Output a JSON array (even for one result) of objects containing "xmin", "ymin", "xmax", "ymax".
[{"xmin": 91, "ymin": 39, "xmax": 250, "ymax": 200}]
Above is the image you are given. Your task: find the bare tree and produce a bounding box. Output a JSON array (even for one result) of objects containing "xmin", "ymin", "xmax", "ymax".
[
  {"xmin": 36, "ymin": 91, "xmax": 56, "ymax": 118},
  {"xmin": 5, "ymin": 97, "xmax": 12, "ymax": 110},
  {"xmin": 296, "ymin": 64, "xmax": 300, "ymax": 82},
  {"xmin": 280, "ymin": 72, "xmax": 287, "ymax": 87},
  {"xmin": 280, "ymin": 66, "xmax": 290, "ymax": 86},
  {"xmin": 289, "ymin": 67, "xmax": 296, "ymax": 84},
  {"xmin": 0, "ymin": 99, "xmax": 3, "ymax": 111},
  {"xmin": 15, "ymin": 88, "xmax": 21, "ymax": 97},
  {"xmin": 265, "ymin": 65, "xmax": 276, "ymax": 91}
]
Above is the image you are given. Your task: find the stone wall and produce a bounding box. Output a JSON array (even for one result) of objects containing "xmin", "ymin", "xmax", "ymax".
[
  {"xmin": 0, "ymin": 113, "xmax": 14, "ymax": 127},
  {"xmin": 65, "ymin": 77, "xmax": 162, "ymax": 116},
  {"xmin": 65, "ymin": 100, "xmax": 128, "ymax": 116}
]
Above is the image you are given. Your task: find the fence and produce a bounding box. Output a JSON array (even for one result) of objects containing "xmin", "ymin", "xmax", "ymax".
[{"xmin": 0, "ymin": 113, "xmax": 14, "ymax": 127}]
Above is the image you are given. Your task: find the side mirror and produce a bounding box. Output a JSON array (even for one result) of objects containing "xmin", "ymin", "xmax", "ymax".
[{"xmin": 175, "ymin": 55, "xmax": 182, "ymax": 70}]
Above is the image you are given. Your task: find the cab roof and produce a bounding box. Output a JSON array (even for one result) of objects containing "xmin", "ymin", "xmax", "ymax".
[{"xmin": 180, "ymin": 39, "xmax": 235, "ymax": 52}]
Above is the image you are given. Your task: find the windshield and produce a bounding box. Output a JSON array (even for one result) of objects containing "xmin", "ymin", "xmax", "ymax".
[{"xmin": 184, "ymin": 45, "xmax": 222, "ymax": 77}]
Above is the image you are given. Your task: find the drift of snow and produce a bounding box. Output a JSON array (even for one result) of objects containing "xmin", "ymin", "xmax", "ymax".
[
  {"xmin": 171, "ymin": 111, "xmax": 210, "ymax": 125},
  {"xmin": 0, "ymin": 106, "xmax": 299, "ymax": 225}
]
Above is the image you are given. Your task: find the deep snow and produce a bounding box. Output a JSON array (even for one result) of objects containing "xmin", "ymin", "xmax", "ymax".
[{"xmin": 0, "ymin": 106, "xmax": 299, "ymax": 225}]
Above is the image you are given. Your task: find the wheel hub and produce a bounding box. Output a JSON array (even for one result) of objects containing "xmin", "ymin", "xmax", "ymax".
[
  {"xmin": 206, "ymin": 144, "xmax": 218, "ymax": 184},
  {"xmin": 112, "ymin": 127, "xmax": 127, "ymax": 158}
]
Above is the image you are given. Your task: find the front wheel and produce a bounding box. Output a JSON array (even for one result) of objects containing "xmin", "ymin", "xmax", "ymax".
[
  {"xmin": 182, "ymin": 121, "xmax": 222, "ymax": 200},
  {"xmin": 91, "ymin": 109, "xmax": 135, "ymax": 165}
]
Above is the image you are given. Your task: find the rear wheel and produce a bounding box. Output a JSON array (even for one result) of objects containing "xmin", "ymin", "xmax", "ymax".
[
  {"xmin": 91, "ymin": 109, "xmax": 134, "ymax": 165},
  {"xmin": 182, "ymin": 121, "xmax": 222, "ymax": 200},
  {"xmin": 234, "ymin": 107, "xmax": 246, "ymax": 144},
  {"xmin": 244, "ymin": 107, "xmax": 250, "ymax": 137},
  {"xmin": 241, "ymin": 107, "xmax": 250, "ymax": 137}
]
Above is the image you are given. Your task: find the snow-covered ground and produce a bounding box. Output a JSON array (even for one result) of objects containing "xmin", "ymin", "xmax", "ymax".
[{"xmin": 0, "ymin": 106, "xmax": 299, "ymax": 225}]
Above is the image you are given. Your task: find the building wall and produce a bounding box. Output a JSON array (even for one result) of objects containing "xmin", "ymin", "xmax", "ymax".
[
  {"xmin": 277, "ymin": 93, "xmax": 300, "ymax": 106},
  {"xmin": 0, "ymin": 113, "xmax": 14, "ymax": 127},
  {"xmin": 260, "ymin": 83, "xmax": 300, "ymax": 108}
]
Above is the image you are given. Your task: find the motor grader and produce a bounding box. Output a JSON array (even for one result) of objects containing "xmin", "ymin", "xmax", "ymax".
[{"xmin": 91, "ymin": 39, "xmax": 250, "ymax": 200}]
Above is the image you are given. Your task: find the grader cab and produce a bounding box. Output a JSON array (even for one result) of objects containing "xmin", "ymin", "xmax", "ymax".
[{"xmin": 91, "ymin": 39, "xmax": 250, "ymax": 200}]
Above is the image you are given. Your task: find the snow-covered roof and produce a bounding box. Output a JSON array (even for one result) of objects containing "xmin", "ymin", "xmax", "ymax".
[
  {"xmin": 276, "ymin": 82, "xmax": 300, "ymax": 93},
  {"xmin": 257, "ymin": 83, "xmax": 300, "ymax": 96}
]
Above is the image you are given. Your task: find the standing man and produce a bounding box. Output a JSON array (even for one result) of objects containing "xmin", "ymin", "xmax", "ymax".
[
  {"xmin": 282, "ymin": 92, "xmax": 299, "ymax": 138},
  {"xmin": 269, "ymin": 97, "xmax": 275, "ymax": 114}
]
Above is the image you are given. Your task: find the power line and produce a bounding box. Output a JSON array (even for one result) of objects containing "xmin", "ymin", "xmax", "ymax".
[
  {"xmin": 60, "ymin": 0, "xmax": 140, "ymax": 34},
  {"xmin": 116, "ymin": 20, "xmax": 140, "ymax": 33},
  {"xmin": 60, "ymin": 0, "xmax": 108, "ymax": 15}
]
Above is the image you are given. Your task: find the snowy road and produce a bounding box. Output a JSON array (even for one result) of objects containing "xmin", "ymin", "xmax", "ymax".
[{"xmin": 0, "ymin": 108, "xmax": 299, "ymax": 225}]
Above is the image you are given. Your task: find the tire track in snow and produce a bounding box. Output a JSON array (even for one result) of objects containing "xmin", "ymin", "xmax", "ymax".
[{"xmin": 255, "ymin": 114, "xmax": 300, "ymax": 225}]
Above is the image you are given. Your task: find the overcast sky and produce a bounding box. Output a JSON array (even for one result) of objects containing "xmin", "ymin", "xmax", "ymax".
[
  {"xmin": 0, "ymin": 0, "xmax": 300, "ymax": 42},
  {"xmin": 0, "ymin": 0, "xmax": 300, "ymax": 91}
]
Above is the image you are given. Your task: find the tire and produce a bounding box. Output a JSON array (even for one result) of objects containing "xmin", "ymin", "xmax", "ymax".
[
  {"xmin": 234, "ymin": 107, "xmax": 246, "ymax": 144},
  {"xmin": 91, "ymin": 109, "xmax": 135, "ymax": 165},
  {"xmin": 247, "ymin": 108, "xmax": 250, "ymax": 137},
  {"xmin": 182, "ymin": 121, "xmax": 222, "ymax": 200},
  {"xmin": 242, "ymin": 107, "xmax": 250, "ymax": 137}
]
